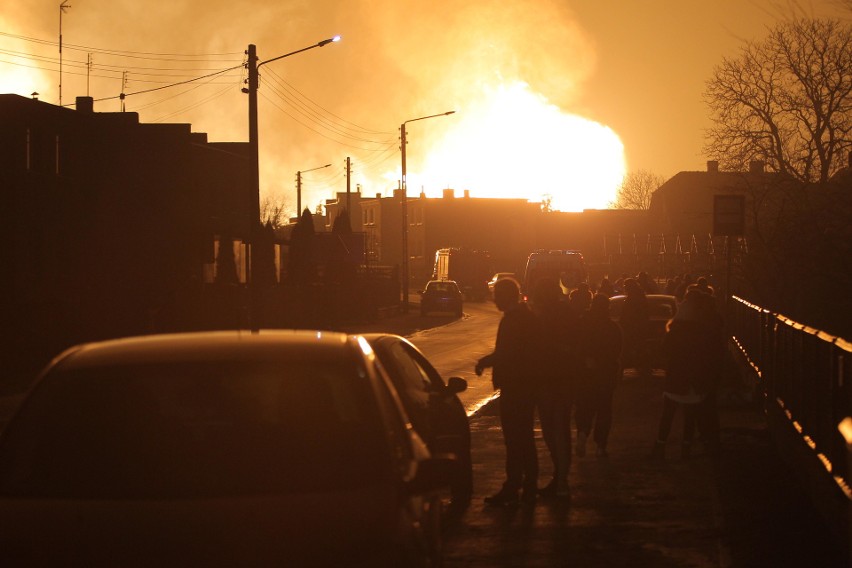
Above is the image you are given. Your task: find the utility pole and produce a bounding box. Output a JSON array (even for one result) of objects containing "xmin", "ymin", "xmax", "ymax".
[
  {"xmin": 59, "ymin": 1, "xmax": 71, "ymax": 106},
  {"xmin": 296, "ymin": 163, "xmax": 332, "ymax": 219},
  {"xmin": 244, "ymin": 37, "xmax": 339, "ymax": 331},
  {"xmin": 120, "ymin": 71, "xmax": 128, "ymax": 112},
  {"xmin": 397, "ymin": 110, "xmax": 456, "ymax": 312},
  {"xmin": 400, "ymin": 124, "xmax": 408, "ymax": 311},
  {"xmin": 296, "ymin": 170, "xmax": 303, "ymax": 215},
  {"xmin": 246, "ymin": 44, "xmax": 260, "ymax": 331},
  {"xmin": 345, "ymin": 156, "xmax": 351, "ymax": 222},
  {"xmin": 86, "ymin": 53, "xmax": 92, "ymax": 96}
]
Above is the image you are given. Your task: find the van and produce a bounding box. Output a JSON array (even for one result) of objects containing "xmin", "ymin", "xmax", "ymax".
[{"xmin": 522, "ymin": 250, "xmax": 588, "ymax": 298}]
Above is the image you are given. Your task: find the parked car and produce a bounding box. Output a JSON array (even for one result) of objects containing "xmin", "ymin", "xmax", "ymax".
[
  {"xmin": 0, "ymin": 331, "xmax": 454, "ymax": 567},
  {"xmin": 420, "ymin": 280, "xmax": 464, "ymax": 317},
  {"xmin": 608, "ymin": 294, "xmax": 678, "ymax": 369},
  {"xmin": 487, "ymin": 272, "xmax": 517, "ymax": 298},
  {"xmin": 363, "ymin": 333, "xmax": 472, "ymax": 510}
]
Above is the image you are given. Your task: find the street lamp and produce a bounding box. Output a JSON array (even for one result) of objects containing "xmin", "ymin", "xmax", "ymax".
[
  {"xmin": 400, "ymin": 110, "xmax": 455, "ymax": 313},
  {"xmin": 244, "ymin": 36, "xmax": 340, "ymax": 330},
  {"xmin": 296, "ymin": 163, "xmax": 332, "ymax": 216}
]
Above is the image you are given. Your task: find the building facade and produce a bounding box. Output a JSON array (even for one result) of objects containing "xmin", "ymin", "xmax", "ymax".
[{"xmin": 1, "ymin": 94, "xmax": 250, "ymax": 377}]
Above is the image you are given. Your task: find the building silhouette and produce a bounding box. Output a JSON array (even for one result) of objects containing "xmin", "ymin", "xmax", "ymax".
[{"xmin": 1, "ymin": 93, "xmax": 250, "ymax": 380}]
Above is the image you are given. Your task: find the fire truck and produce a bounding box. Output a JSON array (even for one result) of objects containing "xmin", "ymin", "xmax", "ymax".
[{"xmin": 432, "ymin": 248, "xmax": 493, "ymax": 301}]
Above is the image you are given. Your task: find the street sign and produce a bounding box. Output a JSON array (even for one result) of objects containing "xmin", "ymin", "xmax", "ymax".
[{"xmin": 713, "ymin": 194, "xmax": 745, "ymax": 236}]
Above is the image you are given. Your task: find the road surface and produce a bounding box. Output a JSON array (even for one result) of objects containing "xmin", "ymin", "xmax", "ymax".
[{"xmin": 406, "ymin": 300, "xmax": 502, "ymax": 416}]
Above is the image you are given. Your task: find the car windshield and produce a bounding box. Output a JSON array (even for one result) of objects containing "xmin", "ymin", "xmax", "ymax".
[
  {"xmin": 0, "ymin": 360, "xmax": 389, "ymax": 499},
  {"xmin": 426, "ymin": 282, "xmax": 458, "ymax": 293}
]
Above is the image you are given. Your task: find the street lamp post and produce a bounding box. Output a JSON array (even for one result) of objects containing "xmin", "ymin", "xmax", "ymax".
[
  {"xmin": 296, "ymin": 163, "xmax": 331, "ymax": 216},
  {"xmin": 245, "ymin": 36, "xmax": 339, "ymax": 331},
  {"xmin": 399, "ymin": 111, "xmax": 455, "ymax": 313}
]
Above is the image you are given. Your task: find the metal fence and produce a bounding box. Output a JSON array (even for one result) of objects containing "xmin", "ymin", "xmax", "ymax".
[{"xmin": 728, "ymin": 295, "xmax": 852, "ymax": 500}]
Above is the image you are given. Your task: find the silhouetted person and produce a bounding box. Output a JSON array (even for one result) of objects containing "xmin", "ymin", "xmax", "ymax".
[
  {"xmin": 651, "ymin": 288, "xmax": 722, "ymax": 459},
  {"xmin": 575, "ymin": 294, "xmax": 623, "ymax": 458},
  {"xmin": 476, "ymin": 278, "xmax": 541, "ymax": 506},
  {"xmin": 568, "ymin": 283, "xmax": 593, "ymax": 314},
  {"xmin": 674, "ymin": 273, "xmax": 695, "ymax": 302},
  {"xmin": 637, "ymin": 271, "xmax": 659, "ymax": 295},
  {"xmin": 614, "ymin": 273, "xmax": 629, "ymax": 295},
  {"xmin": 598, "ymin": 277, "xmax": 615, "ymax": 298},
  {"xmin": 664, "ymin": 275, "xmax": 680, "ymax": 296},
  {"xmin": 695, "ymin": 276, "xmax": 715, "ymax": 296},
  {"xmin": 619, "ymin": 278, "xmax": 652, "ymax": 378},
  {"xmin": 693, "ymin": 288, "xmax": 724, "ymax": 456},
  {"xmin": 530, "ymin": 277, "xmax": 578, "ymax": 500}
]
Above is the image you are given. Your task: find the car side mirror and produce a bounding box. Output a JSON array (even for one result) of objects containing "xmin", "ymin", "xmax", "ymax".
[
  {"xmin": 406, "ymin": 454, "xmax": 457, "ymax": 495},
  {"xmin": 446, "ymin": 376, "xmax": 467, "ymax": 394}
]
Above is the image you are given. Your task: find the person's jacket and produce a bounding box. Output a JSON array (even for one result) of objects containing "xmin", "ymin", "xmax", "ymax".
[{"xmin": 492, "ymin": 302, "xmax": 541, "ymax": 392}]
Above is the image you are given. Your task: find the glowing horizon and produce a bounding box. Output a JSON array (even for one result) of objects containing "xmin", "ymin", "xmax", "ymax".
[{"xmin": 387, "ymin": 82, "xmax": 626, "ymax": 212}]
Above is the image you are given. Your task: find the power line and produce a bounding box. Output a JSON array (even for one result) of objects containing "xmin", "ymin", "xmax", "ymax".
[
  {"xmin": 0, "ymin": 30, "xmax": 242, "ymax": 60},
  {"xmin": 264, "ymin": 67, "xmax": 393, "ymax": 136},
  {"xmin": 149, "ymin": 81, "xmax": 237, "ymax": 122},
  {"xmin": 263, "ymin": 79, "xmax": 394, "ymax": 146},
  {"xmin": 91, "ymin": 62, "xmax": 244, "ymax": 103},
  {"xmin": 259, "ymin": 90, "xmax": 397, "ymax": 152},
  {"xmin": 0, "ymin": 49, "xmax": 243, "ymax": 84}
]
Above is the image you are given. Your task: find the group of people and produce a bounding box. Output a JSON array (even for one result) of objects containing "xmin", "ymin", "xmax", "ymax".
[
  {"xmin": 474, "ymin": 276, "xmax": 622, "ymax": 506},
  {"xmin": 474, "ymin": 271, "xmax": 724, "ymax": 507}
]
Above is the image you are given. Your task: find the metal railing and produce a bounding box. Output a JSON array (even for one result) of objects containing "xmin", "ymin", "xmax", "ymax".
[{"xmin": 729, "ymin": 295, "xmax": 852, "ymax": 499}]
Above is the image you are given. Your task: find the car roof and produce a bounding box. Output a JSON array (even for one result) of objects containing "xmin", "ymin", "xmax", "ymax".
[
  {"xmin": 609, "ymin": 294, "xmax": 677, "ymax": 301},
  {"xmin": 52, "ymin": 330, "xmax": 360, "ymax": 369}
]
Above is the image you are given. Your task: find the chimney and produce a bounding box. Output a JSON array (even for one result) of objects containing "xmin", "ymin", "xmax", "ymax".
[
  {"xmin": 464, "ymin": 189, "xmax": 470, "ymax": 198},
  {"xmin": 706, "ymin": 160, "xmax": 719, "ymax": 173},
  {"xmin": 76, "ymin": 96, "xmax": 94, "ymax": 113},
  {"xmin": 442, "ymin": 188, "xmax": 455, "ymax": 199},
  {"xmin": 375, "ymin": 193, "xmax": 382, "ymax": 199},
  {"xmin": 749, "ymin": 160, "xmax": 765, "ymax": 174}
]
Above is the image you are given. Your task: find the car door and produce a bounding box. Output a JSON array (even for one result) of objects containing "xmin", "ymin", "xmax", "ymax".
[{"xmin": 382, "ymin": 339, "xmax": 437, "ymax": 444}]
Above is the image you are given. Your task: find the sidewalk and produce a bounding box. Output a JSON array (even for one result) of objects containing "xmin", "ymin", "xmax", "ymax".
[{"xmin": 442, "ymin": 371, "xmax": 847, "ymax": 568}]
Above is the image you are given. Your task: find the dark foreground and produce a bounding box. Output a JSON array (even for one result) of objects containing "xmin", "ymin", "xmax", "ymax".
[{"xmin": 441, "ymin": 371, "xmax": 847, "ymax": 568}]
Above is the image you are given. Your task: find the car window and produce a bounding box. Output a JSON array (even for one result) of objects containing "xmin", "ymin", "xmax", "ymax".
[
  {"xmin": 386, "ymin": 342, "xmax": 431, "ymax": 402},
  {"xmin": 0, "ymin": 360, "xmax": 389, "ymax": 499},
  {"xmin": 426, "ymin": 282, "xmax": 458, "ymax": 294},
  {"xmin": 368, "ymin": 360, "xmax": 415, "ymax": 473}
]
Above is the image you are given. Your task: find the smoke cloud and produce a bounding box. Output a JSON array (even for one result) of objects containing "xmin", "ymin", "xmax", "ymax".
[{"xmin": 4, "ymin": 0, "xmax": 617, "ymax": 214}]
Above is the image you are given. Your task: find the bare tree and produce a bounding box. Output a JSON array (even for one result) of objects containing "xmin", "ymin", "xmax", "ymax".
[
  {"xmin": 611, "ymin": 169, "xmax": 664, "ymax": 210},
  {"xmin": 704, "ymin": 19, "xmax": 852, "ymax": 184},
  {"xmin": 260, "ymin": 192, "xmax": 292, "ymax": 229}
]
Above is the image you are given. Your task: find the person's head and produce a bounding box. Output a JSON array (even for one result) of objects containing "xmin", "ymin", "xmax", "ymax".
[
  {"xmin": 624, "ymin": 278, "xmax": 644, "ymax": 298},
  {"xmin": 673, "ymin": 287, "xmax": 706, "ymax": 322},
  {"xmin": 589, "ymin": 293, "xmax": 610, "ymax": 316},
  {"xmin": 493, "ymin": 277, "xmax": 520, "ymax": 312},
  {"xmin": 568, "ymin": 286, "xmax": 593, "ymax": 311}
]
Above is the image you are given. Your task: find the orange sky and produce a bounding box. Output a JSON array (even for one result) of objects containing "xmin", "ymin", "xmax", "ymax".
[{"xmin": 1, "ymin": 1, "xmax": 848, "ymax": 215}]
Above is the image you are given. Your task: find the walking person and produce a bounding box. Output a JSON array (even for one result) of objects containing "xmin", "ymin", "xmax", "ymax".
[
  {"xmin": 651, "ymin": 288, "xmax": 721, "ymax": 459},
  {"xmin": 619, "ymin": 278, "xmax": 652, "ymax": 378},
  {"xmin": 476, "ymin": 278, "xmax": 542, "ymax": 506},
  {"xmin": 574, "ymin": 294, "xmax": 623, "ymax": 458},
  {"xmin": 529, "ymin": 277, "xmax": 578, "ymax": 500}
]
